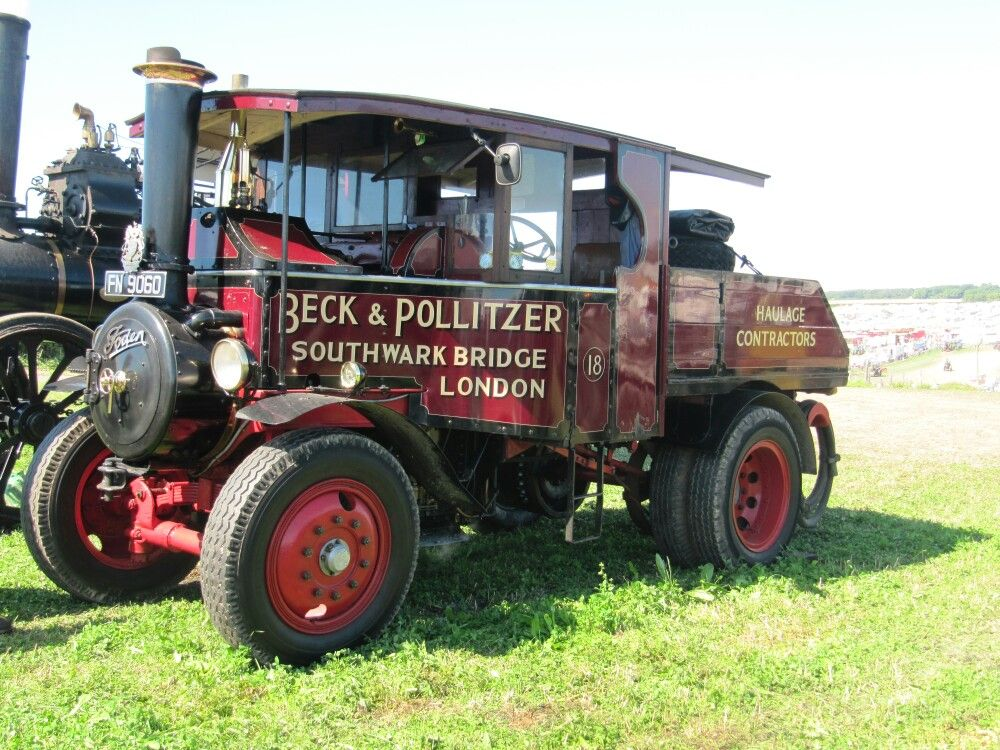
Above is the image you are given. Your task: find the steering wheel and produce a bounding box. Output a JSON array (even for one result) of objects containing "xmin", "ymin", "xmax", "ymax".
[{"xmin": 509, "ymin": 216, "xmax": 556, "ymax": 269}]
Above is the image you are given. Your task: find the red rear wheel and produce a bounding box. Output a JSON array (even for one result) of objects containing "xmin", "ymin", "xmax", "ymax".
[
  {"xmin": 731, "ymin": 439, "xmax": 790, "ymax": 553},
  {"xmin": 689, "ymin": 404, "xmax": 802, "ymax": 567}
]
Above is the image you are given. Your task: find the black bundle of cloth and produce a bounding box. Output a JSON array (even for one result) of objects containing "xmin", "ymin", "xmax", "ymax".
[{"xmin": 668, "ymin": 209, "xmax": 736, "ymax": 242}]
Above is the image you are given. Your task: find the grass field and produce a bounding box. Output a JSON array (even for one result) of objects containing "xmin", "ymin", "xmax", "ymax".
[{"xmin": 2, "ymin": 389, "xmax": 999, "ymax": 749}]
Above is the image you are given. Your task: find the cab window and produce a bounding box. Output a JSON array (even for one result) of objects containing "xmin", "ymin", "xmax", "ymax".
[
  {"xmin": 335, "ymin": 153, "xmax": 404, "ymax": 227},
  {"xmin": 509, "ymin": 147, "xmax": 565, "ymax": 273}
]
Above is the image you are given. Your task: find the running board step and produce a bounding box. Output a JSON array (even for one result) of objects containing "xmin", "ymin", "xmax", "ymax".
[{"xmin": 564, "ymin": 444, "xmax": 605, "ymax": 544}]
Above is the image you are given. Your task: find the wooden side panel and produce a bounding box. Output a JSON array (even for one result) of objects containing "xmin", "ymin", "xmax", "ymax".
[
  {"xmin": 670, "ymin": 269, "xmax": 720, "ymax": 370},
  {"xmin": 723, "ymin": 276, "xmax": 848, "ymax": 371}
]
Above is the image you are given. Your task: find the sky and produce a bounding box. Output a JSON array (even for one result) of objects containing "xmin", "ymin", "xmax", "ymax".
[{"xmin": 3, "ymin": 0, "xmax": 998, "ymax": 290}]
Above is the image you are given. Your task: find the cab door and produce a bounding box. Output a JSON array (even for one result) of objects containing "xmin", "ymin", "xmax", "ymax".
[{"xmin": 612, "ymin": 142, "xmax": 666, "ymax": 438}]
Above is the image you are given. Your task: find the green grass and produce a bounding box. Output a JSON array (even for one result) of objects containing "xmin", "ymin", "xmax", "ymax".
[
  {"xmin": 2, "ymin": 406, "xmax": 999, "ymax": 748},
  {"xmin": 885, "ymin": 348, "xmax": 945, "ymax": 375}
]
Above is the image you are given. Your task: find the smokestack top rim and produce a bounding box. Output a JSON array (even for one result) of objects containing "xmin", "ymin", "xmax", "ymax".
[
  {"xmin": 133, "ymin": 47, "xmax": 217, "ymax": 88},
  {"xmin": 0, "ymin": 12, "xmax": 30, "ymax": 28}
]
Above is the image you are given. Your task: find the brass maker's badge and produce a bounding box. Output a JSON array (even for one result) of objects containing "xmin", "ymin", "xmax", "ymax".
[{"xmin": 121, "ymin": 222, "xmax": 145, "ymax": 272}]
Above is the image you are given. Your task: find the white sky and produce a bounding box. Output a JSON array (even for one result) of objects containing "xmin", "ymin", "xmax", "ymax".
[{"xmin": 5, "ymin": 0, "xmax": 999, "ymax": 290}]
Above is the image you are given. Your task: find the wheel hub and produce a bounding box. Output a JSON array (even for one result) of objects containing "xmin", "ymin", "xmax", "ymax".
[
  {"xmin": 732, "ymin": 439, "xmax": 791, "ymax": 553},
  {"xmin": 13, "ymin": 401, "xmax": 59, "ymax": 445},
  {"xmin": 318, "ymin": 538, "xmax": 351, "ymax": 576}
]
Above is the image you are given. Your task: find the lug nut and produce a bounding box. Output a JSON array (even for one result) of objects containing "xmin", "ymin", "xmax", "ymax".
[
  {"xmin": 334, "ymin": 515, "xmax": 343, "ymax": 524},
  {"xmin": 351, "ymin": 519, "xmax": 361, "ymax": 529},
  {"xmin": 312, "ymin": 588, "xmax": 322, "ymax": 597},
  {"xmin": 330, "ymin": 590, "xmax": 341, "ymax": 601},
  {"xmin": 348, "ymin": 579, "xmax": 359, "ymax": 589},
  {"xmin": 302, "ymin": 547, "xmax": 313, "ymax": 557},
  {"xmin": 301, "ymin": 571, "xmax": 312, "ymax": 581},
  {"xmin": 361, "ymin": 536, "xmax": 371, "ymax": 546},
  {"xmin": 360, "ymin": 560, "xmax": 370, "ymax": 569},
  {"xmin": 314, "ymin": 525, "xmax": 324, "ymax": 535}
]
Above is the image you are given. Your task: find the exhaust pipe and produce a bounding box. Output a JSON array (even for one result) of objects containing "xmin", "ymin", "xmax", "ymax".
[
  {"xmin": 132, "ymin": 46, "xmax": 216, "ymax": 309},
  {"xmin": 0, "ymin": 11, "xmax": 30, "ymax": 232}
]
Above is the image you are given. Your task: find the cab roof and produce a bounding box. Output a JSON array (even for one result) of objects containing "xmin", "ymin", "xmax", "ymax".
[{"xmin": 128, "ymin": 89, "xmax": 769, "ymax": 187}]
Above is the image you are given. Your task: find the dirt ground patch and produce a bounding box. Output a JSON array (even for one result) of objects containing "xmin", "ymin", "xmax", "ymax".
[{"xmin": 816, "ymin": 387, "xmax": 1000, "ymax": 465}]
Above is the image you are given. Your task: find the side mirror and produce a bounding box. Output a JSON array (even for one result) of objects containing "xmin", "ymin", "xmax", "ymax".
[{"xmin": 494, "ymin": 143, "xmax": 521, "ymax": 186}]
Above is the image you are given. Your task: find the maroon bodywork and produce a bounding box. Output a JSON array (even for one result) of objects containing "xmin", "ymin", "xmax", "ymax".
[{"xmin": 27, "ymin": 73, "xmax": 849, "ymax": 663}]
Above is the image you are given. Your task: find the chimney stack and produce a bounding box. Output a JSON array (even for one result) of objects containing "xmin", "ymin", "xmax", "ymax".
[
  {"xmin": 133, "ymin": 46, "xmax": 216, "ymax": 308},
  {"xmin": 0, "ymin": 12, "xmax": 30, "ymax": 232}
]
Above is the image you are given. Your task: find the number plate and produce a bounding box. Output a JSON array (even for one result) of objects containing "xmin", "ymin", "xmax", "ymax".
[{"xmin": 104, "ymin": 270, "xmax": 167, "ymax": 299}]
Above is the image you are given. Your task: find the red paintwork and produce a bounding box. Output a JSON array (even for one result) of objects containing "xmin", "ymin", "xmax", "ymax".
[
  {"xmin": 615, "ymin": 146, "xmax": 664, "ymax": 434},
  {"xmin": 723, "ymin": 276, "xmax": 848, "ymax": 371},
  {"xmin": 575, "ymin": 302, "xmax": 611, "ymax": 434},
  {"xmin": 273, "ymin": 289, "xmax": 568, "ymax": 427},
  {"xmin": 219, "ymin": 233, "xmax": 239, "ymax": 259},
  {"xmin": 804, "ymin": 400, "xmax": 832, "ymax": 429},
  {"xmin": 732, "ymin": 439, "xmax": 791, "ymax": 553},
  {"xmin": 192, "ymin": 286, "xmax": 263, "ymax": 354},
  {"xmin": 669, "ymin": 270, "xmax": 719, "ymax": 370},
  {"xmin": 238, "ymin": 216, "xmax": 346, "ymax": 265},
  {"xmin": 390, "ymin": 227, "xmax": 442, "ymax": 276},
  {"xmin": 141, "ymin": 521, "xmax": 202, "ymax": 556},
  {"xmin": 74, "ymin": 448, "xmax": 166, "ymax": 570},
  {"xmin": 265, "ymin": 478, "xmax": 390, "ymax": 634}
]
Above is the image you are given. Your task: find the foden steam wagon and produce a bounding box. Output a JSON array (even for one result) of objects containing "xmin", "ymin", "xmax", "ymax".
[{"xmin": 22, "ymin": 47, "xmax": 847, "ymax": 664}]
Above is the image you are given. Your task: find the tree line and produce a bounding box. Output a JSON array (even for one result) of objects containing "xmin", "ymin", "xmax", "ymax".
[{"xmin": 829, "ymin": 284, "xmax": 1000, "ymax": 302}]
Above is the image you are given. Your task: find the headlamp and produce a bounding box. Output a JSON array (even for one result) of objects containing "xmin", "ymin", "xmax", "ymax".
[
  {"xmin": 339, "ymin": 361, "xmax": 366, "ymax": 391},
  {"xmin": 211, "ymin": 339, "xmax": 254, "ymax": 392}
]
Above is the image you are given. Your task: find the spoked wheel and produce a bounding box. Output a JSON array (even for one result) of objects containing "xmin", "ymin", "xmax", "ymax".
[
  {"xmin": 618, "ymin": 442, "xmax": 653, "ymax": 535},
  {"xmin": 0, "ymin": 313, "xmax": 92, "ymax": 530},
  {"xmin": 200, "ymin": 429, "xmax": 419, "ymax": 665},
  {"xmin": 21, "ymin": 411, "xmax": 197, "ymax": 601},
  {"xmin": 689, "ymin": 405, "xmax": 801, "ymax": 567}
]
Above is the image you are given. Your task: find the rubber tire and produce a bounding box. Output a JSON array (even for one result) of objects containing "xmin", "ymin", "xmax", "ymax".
[
  {"xmin": 200, "ymin": 429, "xmax": 419, "ymax": 665},
  {"xmin": 649, "ymin": 445, "xmax": 702, "ymax": 568},
  {"xmin": 796, "ymin": 399, "xmax": 836, "ymax": 529},
  {"xmin": 0, "ymin": 313, "xmax": 93, "ymax": 530},
  {"xmin": 688, "ymin": 406, "xmax": 801, "ymax": 567},
  {"xmin": 668, "ymin": 237, "xmax": 736, "ymax": 272},
  {"xmin": 621, "ymin": 444, "xmax": 653, "ymax": 536},
  {"xmin": 20, "ymin": 410, "xmax": 197, "ymax": 602}
]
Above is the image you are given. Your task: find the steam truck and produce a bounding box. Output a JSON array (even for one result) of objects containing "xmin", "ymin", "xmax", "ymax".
[{"xmin": 22, "ymin": 45, "xmax": 846, "ymax": 664}]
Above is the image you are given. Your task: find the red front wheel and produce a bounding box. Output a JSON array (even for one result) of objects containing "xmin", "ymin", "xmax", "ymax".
[
  {"xmin": 200, "ymin": 429, "xmax": 419, "ymax": 665},
  {"xmin": 21, "ymin": 411, "xmax": 196, "ymax": 602}
]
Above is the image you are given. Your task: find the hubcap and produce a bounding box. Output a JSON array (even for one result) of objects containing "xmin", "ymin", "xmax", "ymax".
[
  {"xmin": 732, "ymin": 439, "xmax": 790, "ymax": 553},
  {"xmin": 266, "ymin": 478, "xmax": 390, "ymax": 634},
  {"xmin": 318, "ymin": 538, "xmax": 351, "ymax": 576}
]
